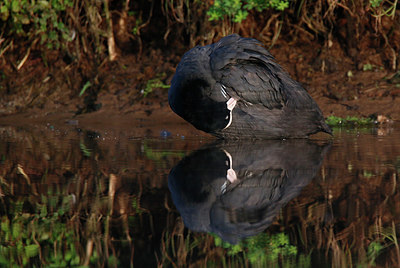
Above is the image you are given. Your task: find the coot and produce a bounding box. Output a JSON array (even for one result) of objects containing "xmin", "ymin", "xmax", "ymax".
[{"xmin": 169, "ymin": 34, "xmax": 331, "ymax": 139}]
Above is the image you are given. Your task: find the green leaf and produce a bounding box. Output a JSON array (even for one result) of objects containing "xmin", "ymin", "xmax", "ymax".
[
  {"xmin": 38, "ymin": 0, "xmax": 50, "ymax": 9},
  {"xmin": 11, "ymin": 1, "xmax": 21, "ymax": 13},
  {"xmin": 1, "ymin": 218, "xmax": 10, "ymax": 232},
  {"xmin": 71, "ymin": 255, "xmax": 80, "ymax": 265},
  {"xmin": 0, "ymin": 254, "xmax": 9, "ymax": 265},
  {"xmin": 12, "ymin": 223, "xmax": 22, "ymax": 239},
  {"xmin": 20, "ymin": 14, "xmax": 30, "ymax": 24},
  {"xmin": 0, "ymin": 6, "xmax": 10, "ymax": 21},
  {"xmin": 363, "ymin": 63, "xmax": 374, "ymax": 71},
  {"xmin": 107, "ymin": 255, "xmax": 119, "ymax": 266},
  {"xmin": 25, "ymin": 244, "xmax": 39, "ymax": 258},
  {"xmin": 48, "ymin": 30, "xmax": 57, "ymax": 40},
  {"xmin": 234, "ymin": 9, "xmax": 248, "ymax": 22},
  {"xmin": 79, "ymin": 143, "xmax": 92, "ymax": 157},
  {"xmin": 79, "ymin": 81, "xmax": 92, "ymax": 97},
  {"xmin": 65, "ymin": 251, "xmax": 73, "ymax": 261},
  {"xmin": 214, "ymin": 236, "xmax": 222, "ymax": 247},
  {"xmin": 370, "ymin": 0, "xmax": 383, "ymax": 8}
]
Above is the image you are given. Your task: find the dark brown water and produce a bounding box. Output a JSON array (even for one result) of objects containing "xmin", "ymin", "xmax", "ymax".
[{"xmin": 0, "ymin": 124, "xmax": 399, "ymax": 267}]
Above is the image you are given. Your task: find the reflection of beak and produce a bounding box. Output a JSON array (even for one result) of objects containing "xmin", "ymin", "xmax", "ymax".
[
  {"xmin": 220, "ymin": 150, "xmax": 238, "ymax": 194},
  {"xmin": 223, "ymin": 149, "xmax": 233, "ymax": 168},
  {"xmin": 227, "ymin": 168, "xmax": 237, "ymax": 183},
  {"xmin": 223, "ymin": 149, "xmax": 237, "ymax": 182}
]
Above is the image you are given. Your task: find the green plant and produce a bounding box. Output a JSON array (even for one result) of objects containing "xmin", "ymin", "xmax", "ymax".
[
  {"xmin": 369, "ymin": 0, "xmax": 397, "ymax": 18},
  {"xmin": 207, "ymin": 0, "xmax": 289, "ymax": 23},
  {"xmin": 363, "ymin": 63, "xmax": 374, "ymax": 71},
  {"xmin": 370, "ymin": 0, "xmax": 383, "ymax": 7},
  {"xmin": 214, "ymin": 232, "xmax": 298, "ymax": 265},
  {"xmin": 0, "ymin": 195, "xmax": 80, "ymax": 267},
  {"xmin": 141, "ymin": 76, "xmax": 170, "ymax": 97},
  {"xmin": 132, "ymin": 16, "xmax": 143, "ymax": 36},
  {"xmin": 363, "ymin": 63, "xmax": 383, "ymax": 71},
  {"xmin": 79, "ymin": 81, "xmax": 92, "ymax": 97},
  {"xmin": 0, "ymin": 0, "xmax": 73, "ymax": 50},
  {"xmin": 326, "ymin": 116, "xmax": 375, "ymax": 127}
]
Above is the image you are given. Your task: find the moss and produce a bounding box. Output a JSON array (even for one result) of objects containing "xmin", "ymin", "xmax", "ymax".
[{"xmin": 326, "ymin": 115, "xmax": 375, "ymax": 127}]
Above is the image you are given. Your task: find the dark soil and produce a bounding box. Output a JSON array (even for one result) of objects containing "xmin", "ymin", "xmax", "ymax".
[{"xmin": 1, "ymin": 37, "xmax": 400, "ymax": 135}]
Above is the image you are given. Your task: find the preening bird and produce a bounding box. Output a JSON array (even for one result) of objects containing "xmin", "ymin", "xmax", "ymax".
[{"xmin": 169, "ymin": 34, "xmax": 332, "ymax": 139}]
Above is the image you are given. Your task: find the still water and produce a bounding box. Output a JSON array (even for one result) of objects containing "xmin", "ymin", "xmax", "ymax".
[{"xmin": 0, "ymin": 124, "xmax": 399, "ymax": 267}]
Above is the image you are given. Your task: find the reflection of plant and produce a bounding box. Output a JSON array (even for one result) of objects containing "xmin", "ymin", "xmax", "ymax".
[
  {"xmin": 79, "ymin": 142, "xmax": 92, "ymax": 157},
  {"xmin": 0, "ymin": 195, "xmax": 79, "ymax": 266},
  {"xmin": 362, "ymin": 221, "xmax": 400, "ymax": 266},
  {"xmin": 395, "ymin": 156, "xmax": 400, "ymax": 174},
  {"xmin": 143, "ymin": 143, "xmax": 185, "ymax": 162},
  {"xmin": 214, "ymin": 232, "xmax": 298, "ymax": 265},
  {"xmin": 0, "ymin": 183, "xmax": 146, "ymax": 266},
  {"xmin": 367, "ymin": 241, "xmax": 383, "ymax": 266}
]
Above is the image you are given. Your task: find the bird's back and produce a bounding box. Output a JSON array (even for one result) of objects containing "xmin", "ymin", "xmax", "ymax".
[{"xmin": 169, "ymin": 34, "xmax": 331, "ymax": 139}]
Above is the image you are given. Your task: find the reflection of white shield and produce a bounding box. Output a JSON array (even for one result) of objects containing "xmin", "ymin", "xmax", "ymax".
[{"xmin": 168, "ymin": 140, "xmax": 330, "ymax": 244}]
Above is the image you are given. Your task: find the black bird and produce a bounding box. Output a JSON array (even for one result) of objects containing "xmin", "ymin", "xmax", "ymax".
[{"xmin": 169, "ymin": 34, "xmax": 332, "ymax": 139}]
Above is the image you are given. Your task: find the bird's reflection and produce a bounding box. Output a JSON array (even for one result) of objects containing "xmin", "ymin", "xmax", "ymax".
[{"xmin": 168, "ymin": 140, "xmax": 330, "ymax": 244}]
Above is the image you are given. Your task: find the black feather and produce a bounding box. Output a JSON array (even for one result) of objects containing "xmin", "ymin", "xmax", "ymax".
[{"xmin": 169, "ymin": 34, "xmax": 332, "ymax": 139}]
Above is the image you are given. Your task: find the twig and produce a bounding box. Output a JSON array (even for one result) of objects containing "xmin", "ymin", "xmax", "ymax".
[
  {"xmin": 136, "ymin": 0, "xmax": 155, "ymax": 58},
  {"xmin": 270, "ymin": 19, "xmax": 283, "ymax": 49},
  {"xmin": 17, "ymin": 164, "xmax": 31, "ymax": 185},
  {"xmin": 104, "ymin": 0, "xmax": 117, "ymax": 61},
  {"xmin": 0, "ymin": 39, "xmax": 13, "ymax": 58},
  {"xmin": 17, "ymin": 47, "xmax": 31, "ymax": 70},
  {"xmin": 84, "ymin": 238, "xmax": 94, "ymax": 266}
]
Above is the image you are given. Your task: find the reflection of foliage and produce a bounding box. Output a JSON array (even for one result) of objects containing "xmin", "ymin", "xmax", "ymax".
[
  {"xmin": 358, "ymin": 222, "xmax": 399, "ymax": 267},
  {"xmin": 395, "ymin": 157, "xmax": 400, "ymax": 173},
  {"xmin": 0, "ymin": 186, "xmax": 146, "ymax": 266},
  {"xmin": 79, "ymin": 142, "xmax": 92, "ymax": 157},
  {"xmin": 143, "ymin": 143, "xmax": 185, "ymax": 162},
  {"xmin": 367, "ymin": 241, "xmax": 383, "ymax": 266},
  {"xmin": 214, "ymin": 232, "xmax": 298, "ymax": 265},
  {"xmin": 0, "ymin": 196, "xmax": 80, "ymax": 266}
]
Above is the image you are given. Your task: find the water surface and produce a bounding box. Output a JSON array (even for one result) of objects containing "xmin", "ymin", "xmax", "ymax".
[{"xmin": 1, "ymin": 124, "xmax": 399, "ymax": 267}]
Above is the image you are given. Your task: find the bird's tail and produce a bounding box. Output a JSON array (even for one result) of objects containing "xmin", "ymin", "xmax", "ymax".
[{"xmin": 320, "ymin": 121, "xmax": 333, "ymax": 135}]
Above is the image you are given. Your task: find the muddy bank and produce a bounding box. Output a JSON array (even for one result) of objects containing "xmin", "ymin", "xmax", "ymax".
[{"xmin": 1, "ymin": 38, "xmax": 400, "ymax": 132}]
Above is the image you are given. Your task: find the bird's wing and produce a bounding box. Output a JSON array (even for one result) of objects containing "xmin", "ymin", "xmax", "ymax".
[{"xmin": 210, "ymin": 35, "xmax": 292, "ymax": 110}]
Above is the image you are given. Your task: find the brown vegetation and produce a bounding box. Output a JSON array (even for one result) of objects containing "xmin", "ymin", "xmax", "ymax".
[{"xmin": 0, "ymin": 0, "xmax": 400, "ymax": 126}]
